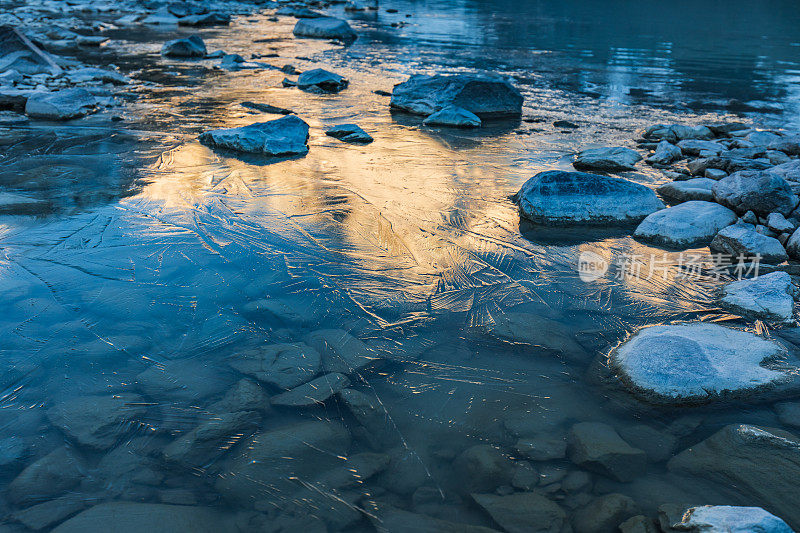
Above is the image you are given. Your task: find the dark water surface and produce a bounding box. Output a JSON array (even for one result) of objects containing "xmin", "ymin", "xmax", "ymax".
[{"xmin": 2, "ymin": 0, "xmax": 800, "ymax": 530}]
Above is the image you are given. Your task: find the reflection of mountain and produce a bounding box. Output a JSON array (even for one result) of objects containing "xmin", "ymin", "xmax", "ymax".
[{"xmin": 390, "ymin": 0, "xmax": 800, "ymax": 110}]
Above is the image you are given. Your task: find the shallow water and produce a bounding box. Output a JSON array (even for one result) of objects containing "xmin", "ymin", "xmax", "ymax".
[{"xmin": 2, "ymin": 0, "xmax": 800, "ymax": 530}]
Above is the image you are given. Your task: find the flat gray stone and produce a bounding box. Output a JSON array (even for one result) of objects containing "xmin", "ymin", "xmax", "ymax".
[
  {"xmin": 710, "ymin": 224, "xmax": 789, "ymax": 264},
  {"xmin": 199, "ymin": 115, "xmax": 309, "ymax": 156},
  {"xmin": 609, "ymin": 323, "xmax": 793, "ymax": 405},
  {"xmin": 293, "ymin": 17, "xmax": 357, "ymax": 41},
  {"xmin": 391, "ymin": 74, "xmax": 523, "ymax": 118},
  {"xmin": 674, "ymin": 505, "xmax": 792, "ymax": 533},
  {"xmin": 326, "ymin": 123, "xmax": 373, "ymax": 143},
  {"xmin": 657, "ymin": 178, "xmax": 716, "ymax": 203},
  {"xmin": 25, "ymin": 88, "xmax": 96, "ymax": 120},
  {"xmin": 644, "ymin": 124, "xmax": 713, "ymax": 142},
  {"xmin": 634, "ymin": 201, "xmax": 737, "ymax": 248},
  {"xmin": 573, "ymin": 146, "xmax": 643, "ymax": 172},
  {"xmin": 47, "ymin": 393, "xmax": 146, "ymax": 450},
  {"xmin": 721, "ymin": 271, "xmax": 797, "ymax": 324},
  {"xmin": 296, "ymin": 68, "xmax": 348, "ymax": 93},
  {"xmin": 515, "ymin": 170, "xmax": 664, "ymax": 226}
]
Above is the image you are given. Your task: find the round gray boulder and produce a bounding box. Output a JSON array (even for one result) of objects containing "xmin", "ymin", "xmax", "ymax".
[
  {"xmin": 634, "ymin": 201, "xmax": 736, "ymax": 248},
  {"xmin": 712, "ymin": 170, "xmax": 799, "ymax": 216}
]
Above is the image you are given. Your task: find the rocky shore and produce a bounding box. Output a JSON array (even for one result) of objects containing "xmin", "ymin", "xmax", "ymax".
[{"xmin": 2, "ymin": 0, "xmax": 800, "ymax": 532}]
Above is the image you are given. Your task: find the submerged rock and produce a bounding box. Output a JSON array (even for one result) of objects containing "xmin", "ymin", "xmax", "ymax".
[
  {"xmin": 47, "ymin": 393, "xmax": 146, "ymax": 450},
  {"xmin": 163, "ymin": 410, "xmax": 260, "ymax": 466},
  {"xmin": 472, "ymin": 492, "xmax": 566, "ymax": 533},
  {"xmin": 573, "ymin": 146, "xmax": 643, "ymax": 172},
  {"xmin": 422, "ymin": 105, "xmax": 482, "ymax": 127},
  {"xmin": 326, "ymin": 123, "xmax": 373, "ymax": 143},
  {"xmin": 229, "ymin": 342, "xmax": 322, "ymax": 389},
  {"xmin": 712, "ymin": 170, "xmax": 798, "ymax": 216},
  {"xmin": 488, "ymin": 312, "xmax": 586, "ymax": 359},
  {"xmin": 656, "ymin": 178, "xmax": 716, "ymax": 203},
  {"xmin": 453, "ymin": 445, "xmax": 514, "ymax": 493},
  {"xmin": 669, "ymin": 424, "xmax": 800, "ymax": 529},
  {"xmin": 270, "ymin": 372, "xmax": 350, "ymax": 407},
  {"xmin": 368, "ymin": 505, "xmax": 501, "ymax": 533},
  {"xmin": 304, "ymin": 329, "xmax": 375, "ymax": 374},
  {"xmin": 609, "ymin": 323, "xmax": 793, "ymax": 405},
  {"xmin": 293, "ymin": 17, "xmax": 357, "ymax": 41},
  {"xmin": 633, "ymin": 201, "xmax": 737, "ymax": 248},
  {"xmin": 567, "ymin": 422, "xmax": 646, "ymax": 482},
  {"xmin": 710, "ymin": 224, "xmax": 788, "ymax": 264},
  {"xmin": 674, "ymin": 505, "xmax": 793, "ymax": 533},
  {"xmin": 514, "ymin": 170, "xmax": 664, "ymax": 226},
  {"xmin": 52, "ymin": 503, "xmax": 237, "ymax": 533},
  {"xmin": 721, "ymin": 271, "xmax": 797, "ymax": 324},
  {"xmin": 198, "ymin": 115, "xmax": 309, "ymax": 156},
  {"xmin": 572, "ymin": 494, "xmax": 639, "ymax": 533},
  {"xmin": 25, "ymin": 88, "xmax": 96, "ymax": 120},
  {"xmin": 161, "ymin": 35, "xmax": 206, "ymax": 57},
  {"xmin": 391, "ymin": 74, "xmax": 523, "ymax": 118},
  {"xmin": 8, "ymin": 447, "xmax": 84, "ymax": 506},
  {"xmin": 296, "ymin": 68, "xmax": 348, "ymax": 93}
]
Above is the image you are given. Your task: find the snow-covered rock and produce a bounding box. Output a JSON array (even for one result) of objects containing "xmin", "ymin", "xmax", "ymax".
[
  {"xmin": 634, "ymin": 201, "xmax": 737, "ymax": 248},
  {"xmin": 391, "ymin": 74, "xmax": 523, "ymax": 118},
  {"xmin": 293, "ymin": 17, "xmax": 357, "ymax": 41},
  {"xmin": 710, "ymin": 224, "xmax": 789, "ymax": 264},
  {"xmin": 573, "ymin": 146, "xmax": 643, "ymax": 172},
  {"xmin": 673, "ymin": 505, "xmax": 792, "ymax": 533},
  {"xmin": 721, "ymin": 271, "xmax": 798, "ymax": 324}
]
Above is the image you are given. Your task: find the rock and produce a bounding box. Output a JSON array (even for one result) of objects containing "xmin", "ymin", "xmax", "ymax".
[
  {"xmin": 422, "ymin": 105, "xmax": 482, "ymax": 127},
  {"xmin": 296, "ymin": 68, "xmax": 348, "ymax": 93},
  {"xmin": 609, "ymin": 323, "xmax": 793, "ymax": 405},
  {"xmin": 515, "ymin": 434, "xmax": 567, "ymax": 461},
  {"xmin": 142, "ymin": 8, "xmax": 181, "ymax": 24},
  {"xmin": 472, "ymin": 492, "xmax": 566, "ymax": 533},
  {"xmin": 768, "ymin": 212, "xmax": 796, "ymax": 234},
  {"xmin": 673, "ymin": 505, "xmax": 792, "ymax": 533},
  {"xmin": 710, "ymin": 225, "xmax": 788, "ymax": 264},
  {"xmin": 573, "ymin": 146, "xmax": 643, "ymax": 172},
  {"xmin": 644, "ymin": 124, "xmax": 713, "ymax": 142},
  {"xmin": 770, "ymin": 160, "xmax": 800, "ymax": 183},
  {"xmin": 0, "ymin": 436, "xmax": 25, "ymax": 467},
  {"xmin": 775, "ymin": 401, "xmax": 800, "ymax": 428},
  {"xmin": 768, "ymin": 135, "xmax": 800, "ymax": 156},
  {"xmin": 453, "ymin": 445, "xmax": 514, "ymax": 493},
  {"xmin": 178, "ymin": 13, "xmax": 231, "ymax": 26},
  {"xmin": 721, "ymin": 271, "xmax": 797, "ymax": 324},
  {"xmin": 487, "ymin": 312, "xmax": 586, "ymax": 358},
  {"xmin": 634, "ymin": 201, "xmax": 737, "ymax": 248},
  {"xmin": 391, "ymin": 74, "xmax": 523, "ymax": 118},
  {"xmin": 12, "ymin": 494, "xmax": 87, "ymax": 531},
  {"xmin": 784, "ymin": 227, "xmax": 800, "ymax": 259},
  {"xmin": 647, "ymin": 140, "xmax": 682, "ymax": 165},
  {"xmin": 668, "ymin": 424, "xmax": 800, "ymax": 529},
  {"xmin": 746, "ymin": 130, "xmax": 782, "ymax": 146},
  {"xmin": 276, "ymin": 6, "xmax": 324, "ymax": 18},
  {"xmin": 571, "ymin": 493, "xmax": 639, "ymax": 533},
  {"xmin": 511, "ymin": 462, "xmax": 539, "ymax": 490},
  {"xmin": 241, "ymin": 101, "xmax": 294, "ymax": 115},
  {"xmin": 66, "ymin": 67, "xmax": 129, "ymax": 85},
  {"xmin": 618, "ymin": 424, "xmax": 678, "ymax": 463},
  {"xmin": 271, "ymin": 372, "xmax": 350, "ymax": 407},
  {"xmin": 303, "ymin": 329, "xmax": 375, "ymax": 374},
  {"xmin": 769, "ymin": 150, "xmax": 792, "ymax": 165},
  {"xmin": 47, "ymin": 393, "xmax": 146, "ymax": 450},
  {"xmin": 326, "ymin": 124, "xmax": 373, "ymax": 143},
  {"xmin": 25, "ymin": 88, "xmax": 96, "ymax": 120},
  {"xmin": 161, "ymin": 35, "xmax": 206, "ymax": 57},
  {"xmin": 136, "ymin": 359, "xmax": 226, "ymax": 402},
  {"xmin": 229, "ymin": 343, "xmax": 321, "ymax": 389},
  {"xmin": 163, "ymin": 410, "xmax": 260, "ymax": 466},
  {"xmin": 619, "ymin": 515, "xmax": 659, "ymax": 533},
  {"xmin": 566, "ymin": 422, "xmax": 646, "ymax": 482},
  {"xmin": 8, "ymin": 447, "xmax": 84, "ymax": 506},
  {"xmin": 367, "ymin": 505, "xmax": 501, "ymax": 533},
  {"xmin": 198, "ymin": 115, "xmax": 310, "ymax": 156},
  {"xmin": 0, "ymin": 25, "xmax": 61, "ymax": 76},
  {"xmin": 209, "ymin": 379, "xmax": 269, "ymax": 413},
  {"xmin": 705, "ymin": 168, "xmax": 727, "ymax": 180},
  {"xmin": 52, "ymin": 503, "xmax": 237, "ymax": 533},
  {"xmin": 712, "ymin": 170, "xmax": 798, "ymax": 216},
  {"xmin": 216, "ymin": 420, "xmax": 350, "ymax": 507},
  {"xmin": 656, "ymin": 178, "xmax": 716, "ymax": 203},
  {"xmin": 676, "ymin": 139, "xmax": 724, "ymax": 156},
  {"xmin": 514, "ymin": 170, "xmax": 664, "ymax": 226},
  {"xmin": 292, "ymin": 17, "xmax": 357, "ymax": 41},
  {"xmin": 337, "ymin": 388, "xmax": 393, "ymax": 445}
]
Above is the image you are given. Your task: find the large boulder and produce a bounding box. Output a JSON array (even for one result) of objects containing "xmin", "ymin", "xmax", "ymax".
[
  {"xmin": 567, "ymin": 422, "xmax": 646, "ymax": 482},
  {"xmin": 710, "ymin": 224, "xmax": 788, "ymax": 264},
  {"xmin": 161, "ymin": 35, "xmax": 206, "ymax": 57},
  {"xmin": 712, "ymin": 170, "xmax": 798, "ymax": 216},
  {"xmin": 293, "ymin": 17, "xmax": 357, "ymax": 41},
  {"xmin": 668, "ymin": 424, "xmax": 800, "ymax": 529},
  {"xmin": 472, "ymin": 492, "xmax": 566, "ymax": 533},
  {"xmin": 656, "ymin": 178, "xmax": 716, "ymax": 203},
  {"xmin": 721, "ymin": 271, "xmax": 798, "ymax": 324},
  {"xmin": 52, "ymin": 503, "xmax": 237, "ymax": 533},
  {"xmin": 25, "ymin": 88, "xmax": 96, "ymax": 120},
  {"xmin": 47, "ymin": 393, "xmax": 146, "ymax": 450},
  {"xmin": 573, "ymin": 146, "xmax": 643, "ymax": 172},
  {"xmin": 514, "ymin": 170, "xmax": 664, "ymax": 226},
  {"xmin": 609, "ymin": 323, "xmax": 794, "ymax": 405},
  {"xmin": 390, "ymin": 74, "xmax": 523, "ymax": 118},
  {"xmin": 216, "ymin": 420, "xmax": 351, "ymax": 507},
  {"xmin": 673, "ymin": 505, "xmax": 792, "ymax": 533},
  {"xmin": 634, "ymin": 201, "xmax": 736, "ymax": 248},
  {"xmin": 198, "ymin": 115, "xmax": 309, "ymax": 156}
]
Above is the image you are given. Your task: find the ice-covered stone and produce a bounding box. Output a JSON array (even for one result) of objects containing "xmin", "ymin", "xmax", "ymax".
[
  {"xmin": 47, "ymin": 393, "xmax": 146, "ymax": 450},
  {"xmin": 161, "ymin": 35, "xmax": 206, "ymax": 57},
  {"xmin": 514, "ymin": 170, "xmax": 664, "ymax": 225},
  {"xmin": 391, "ymin": 74, "xmax": 523, "ymax": 118},
  {"xmin": 293, "ymin": 17, "xmax": 357, "ymax": 41},
  {"xmin": 25, "ymin": 88, "xmax": 96, "ymax": 120},
  {"xmin": 721, "ymin": 271, "xmax": 797, "ymax": 324},
  {"xmin": 610, "ymin": 323, "xmax": 792, "ymax": 404},
  {"xmin": 52, "ymin": 503, "xmax": 237, "ymax": 533},
  {"xmin": 422, "ymin": 105, "xmax": 482, "ymax": 127},
  {"xmin": 198, "ymin": 115, "xmax": 309, "ymax": 156},
  {"xmin": 472, "ymin": 492, "xmax": 566, "ymax": 533},
  {"xmin": 634, "ymin": 201, "xmax": 737, "ymax": 248},
  {"xmin": 573, "ymin": 146, "xmax": 643, "ymax": 172},
  {"xmin": 674, "ymin": 505, "xmax": 793, "ymax": 533},
  {"xmin": 304, "ymin": 329, "xmax": 375, "ymax": 373},
  {"xmin": 270, "ymin": 372, "xmax": 350, "ymax": 407}
]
